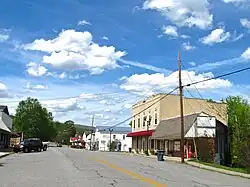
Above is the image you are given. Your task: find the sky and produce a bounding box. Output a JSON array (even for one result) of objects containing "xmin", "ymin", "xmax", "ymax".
[{"xmin": 0, "ymin": 0, "xmax": 250, "ymax": 126}]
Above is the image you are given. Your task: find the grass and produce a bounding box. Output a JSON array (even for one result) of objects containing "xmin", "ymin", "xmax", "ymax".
[{"xmin": 191, "ymin": 160, "xmax": 250, "ymax": 174}]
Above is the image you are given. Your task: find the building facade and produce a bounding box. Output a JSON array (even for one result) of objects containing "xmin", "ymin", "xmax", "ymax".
[
  {"xmin": 86, "ymin": 126, "xmax": 132, "ymax": 152},
  {"xmin": 0, "ymin": 106, "xmax": 13, "ymax": 149},
  {"xmin": 127, "ymin": 94, "xmax": 227, "ymax": 155}
]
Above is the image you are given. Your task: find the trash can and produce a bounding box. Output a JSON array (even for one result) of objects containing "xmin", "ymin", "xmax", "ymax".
[{"xmin": 157, "ymin": 150, "xmax": 165, "ymax": 161}]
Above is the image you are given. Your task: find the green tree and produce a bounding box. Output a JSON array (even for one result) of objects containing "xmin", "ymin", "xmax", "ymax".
[
  {"xmin": 53, "ymin": 120, "xmax": 76, "ymax": 144},
  {"xmin": 13, "ymin": 97, "xmax": 57, "ymax": 141},
  {"xmin": 129, "ymin": 121, "xmax": 132, "ymax": 127},
  {"xmin": 226, "ymin": 96, "xmax": 250, "ymax": 169}
]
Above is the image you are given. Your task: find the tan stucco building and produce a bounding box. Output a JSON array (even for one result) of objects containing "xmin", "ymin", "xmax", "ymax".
[{"xmin": 127, "ymin": 93, "xmax": 228, "ymax": 155}]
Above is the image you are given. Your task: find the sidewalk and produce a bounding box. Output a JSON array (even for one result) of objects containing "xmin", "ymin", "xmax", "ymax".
[
  {"xmin": 121, "ymin": 152, "xmax": 186, "ymax": 162},
  {"xmin": 186, "ymin": 161, "xmax": 250, "ymax": 179},
  {"xmin": 121, "ymin": 152, "xmax": 250, "ymax": 179}
]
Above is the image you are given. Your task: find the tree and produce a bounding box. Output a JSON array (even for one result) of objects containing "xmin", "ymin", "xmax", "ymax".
[
  {"xmin": 53, "ymin": 120, "xmax": 76, "ymax": 144},
  {"xmin": 129, "ymin": 121, "xmax": 132, "ymax": 127},
  {"xmin": 13, "ymin": 97, "xmax": 56, "ymax": 141},
  {"xmin": 226, "ymin": 96, "xmax": 250, "ymax": 170}
]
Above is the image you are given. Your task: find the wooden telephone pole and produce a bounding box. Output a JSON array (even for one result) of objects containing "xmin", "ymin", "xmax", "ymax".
[
  {"xmin": 178, "ymin": 52, "xmax": 185, "ymax": 163},
  {"xmin": 90, "ymin": 115, "xmax": 94, "ymax": 151}
]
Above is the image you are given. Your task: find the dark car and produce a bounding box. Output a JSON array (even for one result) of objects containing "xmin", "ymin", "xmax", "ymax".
[
  {"xmin": 13, "ymin": 138, "xmax": 43, "ymax": 153},
  {"xmin": 57, "ymin": 143, "xmax": 62, "ymax": 147}
]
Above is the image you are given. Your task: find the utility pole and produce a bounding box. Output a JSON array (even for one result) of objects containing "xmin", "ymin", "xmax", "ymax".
[
  {"xmin": 90, "ymin": 115, "xmax": 94, "ymax": 151},
  {"xmin": 109, "ymin": 128, "xmax": 113, "ymax": 152},
  {"xmin": 178, "ymin": 51, "xmax": 185, "ymax": 163}
]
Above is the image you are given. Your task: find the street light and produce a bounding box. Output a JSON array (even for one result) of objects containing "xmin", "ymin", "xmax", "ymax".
[{"xmin": 146, "ymin": 115, "xmax": 152, "ymax": 156}]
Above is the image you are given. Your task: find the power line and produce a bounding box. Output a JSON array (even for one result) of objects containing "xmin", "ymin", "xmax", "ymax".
[
  {"xmin": 183, "ymin": 66, "xmax": 250, "ymax": 88},
  {"xmin": 102, "ymin": 87, "xmax": 179, "ymax": 131},
  {"xmin": 182, "ymin": 63, "xmax": 227, "ymax": 121}
]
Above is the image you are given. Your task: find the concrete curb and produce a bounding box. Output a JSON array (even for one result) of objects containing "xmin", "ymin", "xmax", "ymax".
[
  {"xmin": 0, "ymin": 153, "xmax": 12, "ymax": 159},
  {"xmin": 186, "ymin": 161, "xmax": 250, "ymax": 179},
  {"xmin": 120, "ymin": 152, "xmax": 184, "ymax": 163}
]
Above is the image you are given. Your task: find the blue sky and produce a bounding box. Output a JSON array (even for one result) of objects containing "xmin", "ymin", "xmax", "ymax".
[{"xmin": 0, "ymin": 0, "xmax": 250, "ymax": 125}]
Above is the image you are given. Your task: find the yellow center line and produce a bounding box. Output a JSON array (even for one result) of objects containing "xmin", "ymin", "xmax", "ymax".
[{"xmin": 95, "ymin": 159, "xmax": 167, "ymax": 187}]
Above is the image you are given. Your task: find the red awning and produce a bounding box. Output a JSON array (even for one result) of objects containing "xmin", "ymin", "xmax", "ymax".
[{"xmin": 127, "ymin": 130, "xmax": 154, "ymax": 137}]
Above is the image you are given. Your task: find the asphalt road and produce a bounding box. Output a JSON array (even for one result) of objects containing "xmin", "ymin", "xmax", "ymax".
[{"xmin": 0, "ymin": 147, "xmax": 249, "ymax": 187}]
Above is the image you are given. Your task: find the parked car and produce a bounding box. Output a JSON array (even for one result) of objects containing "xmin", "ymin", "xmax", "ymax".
[
  {"xmin": 13, "ymin": 138, "xmax": 43, "ymax": 153},
  {"xmin": 57, "ymin": 143, "xmax": 62, "ymax": 147}
]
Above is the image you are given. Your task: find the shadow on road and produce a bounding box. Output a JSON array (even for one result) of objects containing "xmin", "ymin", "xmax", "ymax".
[{"xmin": 0, "ymin": 163, "xmax": 4, "ymax": 167}]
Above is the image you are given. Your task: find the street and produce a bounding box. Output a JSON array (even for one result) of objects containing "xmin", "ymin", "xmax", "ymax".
[{"xmin": 0, "ymin": 148, "xmax": 249, "ymax": 187}]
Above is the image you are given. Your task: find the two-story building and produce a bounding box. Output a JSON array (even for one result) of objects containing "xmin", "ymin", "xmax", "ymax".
[
  {"xmin": 87, "ymin": 126, "xmax": 132, "ymax": 152},
  {"xmin": 127, "ymin": 94, "xmax": 229, "ymax": 164},
  {"xmin": 0, "ymin": 105, "xmax": 12, "ymax": 149}
]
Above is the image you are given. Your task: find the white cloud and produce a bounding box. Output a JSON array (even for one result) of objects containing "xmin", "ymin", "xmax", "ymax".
[
  {"xmin": 188, "ymin": 62, "xmax": 196, "ymax": 66},
  {"xmin": 102, "ymin": 36, "xmax": 109, "ymax": 40},
  {"xmin": 0, "ymin": 34, "xmax": 9, "ymax": 42},
  {"xmin": 182, "ymin": 42, "xmax": 196, "ymax": 51},
  {"xmin": 240, "ymin": 18, "xmax": 250, "ymax": 29},
  {"xmin": 120, "ymin": 71, "xmax": 232, "ymax": 95},
  {"xmin": 46, "ymin": 72, "xmax": 86, "ymax": 80},
  {"xmin": 79, "ymin": 93, "xmax": 98, "ymax": 100},
  {"xmin": 180, "ymin": 35, "xmax": 190, "ymax": 39},
  {"xmin": 231, "ymin": 32, "xmax": 244, "ymax": 41},
  {"xmin": 241, "ymin": 47, "xmax": 250, "ymax": 60},
  {"xmin": 162, "ymin": 25, "xmax": 178, "ymax": 37},
  {"xmin": 143, "ymin": 0, "xmax": 213, "ymax": 29},
  {"xmin": 222, "ymin": 0, "xmax": 247, "ymax": 4},
  {"xmin": 0, "ymin": 82, "xmax": 9, "ymax": 98},
  {"xmin": 189, "ymin": 53, "xmax": 247, "ymax": 72},
  {"xmin": 24, "ymin": 30, "xmax": 126, "ymax": 75},
  {"xmin": 118, "ymin": 59, "xmax": 171, "ymax": 74},
  {"xmin": 26, "ymin": 62, "xmax": 48, "ymax": 77},
  {"xmin": 77, "ymin": 20, "xmax": 91, "ymax": 26},
  {"xmin": 42, "ymin": 98, "xmax": 84, "ymax": 113},
  {"xmin": 25, "ymin": 82, "xmax": 48, "ymax": 90},
  {"xmin": 200, "ymin": 28, "xmax": 230, "ymax": 45}
]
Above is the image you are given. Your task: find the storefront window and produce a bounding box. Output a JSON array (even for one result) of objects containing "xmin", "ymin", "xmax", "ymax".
[{"xmin": 174, "ymin": 141, "xmax": 180, "ymax": 151}]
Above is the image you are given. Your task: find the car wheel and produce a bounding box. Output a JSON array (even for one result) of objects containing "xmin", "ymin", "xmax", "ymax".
[
  {"xmin": 24, "ymin": 148, "xmax": 29, "ymax": 153},
  {"xmin": 43, "ymin": 146, "xmax": 47, "ymax": 151},
  {"xmin": 37, "ymin": 147, "xmax": 41, "ymax": 152}
]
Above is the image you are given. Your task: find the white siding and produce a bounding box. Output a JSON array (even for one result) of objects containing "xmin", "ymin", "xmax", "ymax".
[
  {"xmin": 185, "ymin": 115, "xmax": 216, "ymax": 138},
  {"xmin": 95, "ymin": 132, "xmax": 132, "ymax": 152}
]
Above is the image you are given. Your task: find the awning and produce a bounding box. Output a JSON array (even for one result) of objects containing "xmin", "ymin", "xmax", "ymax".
[{"xmin": 127, "ymin": 130, "xmax": 154, "ymax": 137}]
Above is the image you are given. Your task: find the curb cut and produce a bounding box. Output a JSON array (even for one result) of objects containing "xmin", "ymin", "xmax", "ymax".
[{"xmin": 186, "ymin": 161, "xmax": 250, "ymax": 179}]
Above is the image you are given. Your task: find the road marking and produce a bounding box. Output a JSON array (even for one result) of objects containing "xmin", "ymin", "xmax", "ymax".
[{"xmin": 96, "ymin": 159, "xmax": 167, "ymax": 187}]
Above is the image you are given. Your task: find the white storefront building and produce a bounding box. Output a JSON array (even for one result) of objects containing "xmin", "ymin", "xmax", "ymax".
[{"xmin": 86, "ymin": 126, "xmax": 132, "ymax": 152}]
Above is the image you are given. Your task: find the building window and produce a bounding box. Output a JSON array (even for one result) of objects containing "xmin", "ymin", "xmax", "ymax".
[
  {"xmin": 113, "ymin": 135, "xmax": 116, "ymax": 139},
  {"xmin": 143, "ymin": 116, "xmax": 146, "ymax": 127},
  {"xmin": 133, "ymin": 120, "xmax": 135, "ymax": 128},
  {"xmin": 174, "ymin": 141, "xmax": 180, "ymax": 151},
  {"xmin": 138, "ymin": 118, "xmax": 140, "ymax": 128},
  {"xmin": 151, "ymin": 139, "xmax": 154, "ymax": 149},
  {"xmin": 155, "ymin": 113, "xmax": 157, "ymax": 124},
  {"xmin": 123, "ymin": 135, "xmax": 126, "ymax": 140}
]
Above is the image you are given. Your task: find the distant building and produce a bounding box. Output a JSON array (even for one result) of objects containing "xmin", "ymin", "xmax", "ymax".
[
  {"xmin": 86, "ymin": 126, "xmax": 132, "ymax": 152},
  {"xmin": 0, "ymin": 105, "xmax": 13, "ymax": 148}
]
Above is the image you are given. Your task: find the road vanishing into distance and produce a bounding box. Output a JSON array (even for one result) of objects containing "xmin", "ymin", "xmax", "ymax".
[{"xmin": 0, "ymin": 147, "xmax": 249, "ymax": 187}]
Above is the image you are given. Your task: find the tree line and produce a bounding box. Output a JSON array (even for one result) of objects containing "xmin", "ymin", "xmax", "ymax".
[{"xmin": 12, "ymin": 97, "xmax": 77, "ymax": 144}]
